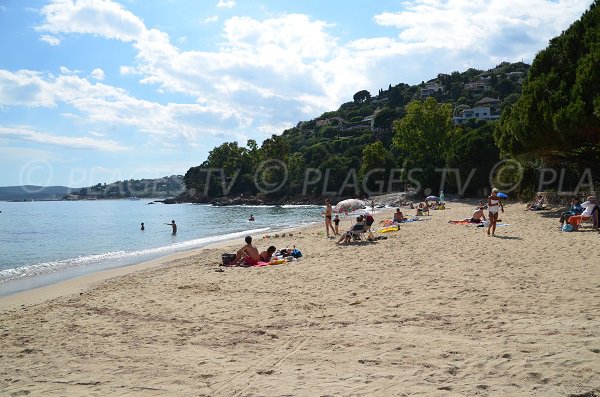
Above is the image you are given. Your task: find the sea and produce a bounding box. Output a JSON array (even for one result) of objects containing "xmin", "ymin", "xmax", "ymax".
[{"xmin": 0, "ymin": 200, "xmax": 322, "ymax": 297}]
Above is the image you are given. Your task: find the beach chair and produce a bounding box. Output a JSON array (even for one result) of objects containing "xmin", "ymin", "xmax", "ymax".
[{"xmin": 347, "ymin": 223, "xmax": 366, "ymax": 241}]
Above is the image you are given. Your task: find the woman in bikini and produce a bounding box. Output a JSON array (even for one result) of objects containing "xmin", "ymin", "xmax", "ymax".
[
  {"xmin": 487, "ymin": 188, "xmax": 504, "ymax": 237},
  {"xmin": 324, "ymin": 199, "xmax": 336, "ymax": 237}
]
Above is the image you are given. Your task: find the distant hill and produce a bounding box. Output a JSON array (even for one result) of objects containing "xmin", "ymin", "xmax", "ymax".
[
  {"xmin": 0, "ymin": 185, "xmax": 72, "ymax": 201},
  {"xmin": 0, "ymin": 175, "xmax": 186, "ymax": 201}
]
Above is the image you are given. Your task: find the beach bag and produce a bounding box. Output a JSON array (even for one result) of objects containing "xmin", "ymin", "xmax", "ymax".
[
  {"xmin": 221, "ymin": 253, "xmax": 237, "ymax": 265},
  {"xmin": 562, "ymin": 224, "xmax": 575, "ymax": 232},
  {"xmin": 291, "ymin": 249, "xmax": 302, "ymax": 258}
]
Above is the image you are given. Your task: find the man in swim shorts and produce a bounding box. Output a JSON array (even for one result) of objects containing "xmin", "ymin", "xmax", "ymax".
[
  {"xmin": 470, "ymin": 206, "xmax": 486, "ymax": 223},
  {"xmin": 234, "ymin": 235, "xmax": 262, "ymax": 266}
]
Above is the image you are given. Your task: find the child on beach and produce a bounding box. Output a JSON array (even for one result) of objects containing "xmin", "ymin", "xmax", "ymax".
[{"xmin": 333, "ymin": 215, "xmax": 340, "ymax": 235}]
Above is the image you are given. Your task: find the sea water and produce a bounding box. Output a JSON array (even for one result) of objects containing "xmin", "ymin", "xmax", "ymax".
[{"xmin": 0, "ymin": 200, "xmax": 321, "ymax": 296}]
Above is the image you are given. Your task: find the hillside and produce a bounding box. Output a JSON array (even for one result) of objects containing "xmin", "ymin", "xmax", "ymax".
[
  {"xmin": 0, "ymin": 186, "xmax": 71, "ymax": 201},
  {"xmin": 182, "ymin": 61, "xmax": 529, "ymax": 202},
  {"xmin": 0, "ymin": 175, "xmax": 185, "ymax": 201}
]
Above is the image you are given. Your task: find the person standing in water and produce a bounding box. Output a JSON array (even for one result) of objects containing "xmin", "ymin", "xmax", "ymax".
[
  {"xmin": 487, "ymin": 188, "xmax": 504, "ymax": 237},
  {"xmin": 165, "ymin": 220, "xmax": 177, "ymax": 235},
  {"xmin": 140, "ymin": 222, "xmax": 145, "ymax": 231}
]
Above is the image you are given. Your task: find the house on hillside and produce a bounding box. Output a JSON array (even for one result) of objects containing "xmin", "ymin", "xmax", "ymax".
[
  {"xmin": 339, "ymin": 115, "xmax": 374, "ymax": 131},
  {"xmin": 452, "ymin": 106, "xmax": 500, "ymax": 125},
  {"xmin": 464, "ymin": 80, "xmax": 491, "ymax": 92},
  {"xmin": 420, "ymin": 82, "xmax": 443, "ymax": 98},
  {"xmin": 475, "ymin": 97, "xmax": 501, "ymax": 111}
]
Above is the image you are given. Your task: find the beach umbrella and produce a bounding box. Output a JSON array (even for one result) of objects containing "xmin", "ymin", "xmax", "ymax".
[
  {"xmin": 333, "ymin": 199, "xmax": 365, "ymax": 214},
  {"xmin": 426, "ymin": 195, "xmax": 438, "ymax": 201},
  {"xmin": 497, "ymin": 192, "xmax": 508, "ymax": 199}
]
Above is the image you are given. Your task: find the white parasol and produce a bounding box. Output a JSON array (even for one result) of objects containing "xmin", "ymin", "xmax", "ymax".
[{"xmin": 333, "ymin": 199, "xmax": 366, "ymax": 214}]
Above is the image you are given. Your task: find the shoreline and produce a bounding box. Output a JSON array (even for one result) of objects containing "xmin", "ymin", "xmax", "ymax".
[{"xmin": 0, "ymin": 219, "xmax": 323, "ymax": 311}]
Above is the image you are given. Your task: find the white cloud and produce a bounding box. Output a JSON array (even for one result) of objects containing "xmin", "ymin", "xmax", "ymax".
[
  {"xmin": 60, "ymin": 66, "xmax": 81, "ymax": 75},
  {"xmin": 216, "ymin": 0, "xmax": 236, "ymax": 9},
  {"xmin": 204, "ymin": 15, "xmax": 218, "ymax": 24},
  {"xmin": 90, "ymin": 68, "xmax": 105, "ymax": 80},
  {"xmin": 31, "ymin": 0, "xmax": 594, "ymax": 144},
  {"xmin": 0, "ymin": 69, "xmax": 248, "ymax": 145},
  {"xmin": 372, "ymin": 0, "xmax": 592, "ymax": 60},
  {"xmin": 40, "ymin": 34, "xmax": 61, "ymax": 46},
  {"xmin": 37, "ymin": 0, "xmax": 146, "ymax": 42},
  {"xmin": 0, "ymin": 126, "xmax": 127, "ymax": 152}
]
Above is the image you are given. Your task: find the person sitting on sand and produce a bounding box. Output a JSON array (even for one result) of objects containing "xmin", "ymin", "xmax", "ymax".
[
  {"xmin": 260, "ymin": 246, "xmax": 276, "ymax": 262},
  {"xmin": 525, "ymin": 195, "xmax": 545, "ymax": 211},
  {"xmin": 393, "ymin": 208, "xmax": 405, "ymax": 223},
  {"xmin": 336, "ymin": 216, "xmax": 365, "ymax": 244},
  {"xmin": 469, "ymin": 206, "xmax": 487, "ymax": 223},
  {"xmin": 233, "ymin": 236, "xmax": 261, "ymax": 266},
  {"xmin": 559, "ymin": 198, "xmax": 583, "ymax": 227},
  {"xmin": 417, "ymin": 202, "xmax": 430, "ymax": 216}
]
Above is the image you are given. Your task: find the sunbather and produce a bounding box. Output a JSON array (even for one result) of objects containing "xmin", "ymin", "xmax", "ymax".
[
  {"xmin": 525, "ymin": 195, "xmax": 544, "ymax": 211},
  {"xmin": 260, "ymin": 246, "xmax": 277, "ymax": 262},
  {"xmin": 336, "ymin": 216, "xmax": 365, "ymax": 244},
  {"xmin": 559, "ymin": 198, "xmax": 583, "ymax": 227},
  {"xmin": 233, "ymin": 235, "xmax": 262, "ymax": 266},
  {"xmin": 566, "ymin": 196, "xmax": 598, "ymax": 230},
  {"xmin": 393, "ymin": 208, "xmax": 406, "ymax": 223},
  {"xmin": 468, "ymin": 206, "xmax": 487, "ymax": 223}
]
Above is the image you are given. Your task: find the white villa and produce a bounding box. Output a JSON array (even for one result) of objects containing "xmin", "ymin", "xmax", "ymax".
[{"xmin": 453, "ymin": 106, "xmax": 500, "ymax": 125}]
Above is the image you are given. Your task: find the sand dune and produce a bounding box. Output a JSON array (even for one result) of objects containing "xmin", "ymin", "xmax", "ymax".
[{"xmin": 1, "ymin": 201, "xmax": 599, "ymax": 396}]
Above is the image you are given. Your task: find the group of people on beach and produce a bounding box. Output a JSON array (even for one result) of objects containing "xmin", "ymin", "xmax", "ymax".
[
  {"xmin": 231, "ymin": 235, "xmax": 276, "ymax": 266},
  {"xmin": 558, "ymin": 196, "xmax": 599, "ymax": 231}
]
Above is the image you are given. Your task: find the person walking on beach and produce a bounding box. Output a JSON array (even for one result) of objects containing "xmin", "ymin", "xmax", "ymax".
[
  {"xmin": 324, "ymin": 199, "xmax": 336, "ymax": 238},
  {"xmin": 487, "ymin": 188, "xmax": 504, "ymax": 237},
  {"xmin": 140, "ymin": 222, "xmax": 145, "ymax": 231},
  {"xmin": 166, "ymin": 220, "xmax": 177, "ymax": 235}
]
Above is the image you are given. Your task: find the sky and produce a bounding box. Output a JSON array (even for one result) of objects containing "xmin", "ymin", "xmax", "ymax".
[{"xmin": 0, "ymin": 0, "xmax": 593, "ymax": 187}]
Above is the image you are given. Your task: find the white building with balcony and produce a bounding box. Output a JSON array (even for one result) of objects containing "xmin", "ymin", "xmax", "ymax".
[{"xmin": 453, "ymin": 106, "xmax": 500, "ymax": 125}]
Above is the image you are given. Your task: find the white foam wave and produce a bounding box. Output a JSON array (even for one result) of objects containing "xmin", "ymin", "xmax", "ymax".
[{"xmin": 0, "ymin": 227, "xmax": 270, "ymax": 283}]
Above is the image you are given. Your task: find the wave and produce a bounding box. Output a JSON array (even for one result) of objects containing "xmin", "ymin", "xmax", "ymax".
[{"xmin": 0, "ymin": 227, "xmax": 270, "ymax": 283}]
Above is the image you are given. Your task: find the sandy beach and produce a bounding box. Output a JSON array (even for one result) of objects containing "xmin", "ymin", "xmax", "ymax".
[{"xmin": 1, "ymin": 200, "xmax": 599, "ymax": 396}]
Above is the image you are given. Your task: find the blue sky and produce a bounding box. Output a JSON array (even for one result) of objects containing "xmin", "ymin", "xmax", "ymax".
[{"xmin": 0, "ymin": 0, "xmax": 593, "ymax": 187}]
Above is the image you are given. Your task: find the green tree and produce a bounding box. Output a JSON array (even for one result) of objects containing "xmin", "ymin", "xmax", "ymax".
[
  {"xmin": 359, "ymin": 141, "xmax": 396, "ymax": 193},
  {"xmin": 496, "ymin": 0, "xmax": 600, "ymax": 164},
  {"xmin": 392, "ymin": 98, "xmax": 456, "ymax": 193},
  {"xmin": 353, "ymin": 90, "xmax": 371, "ymax": 103}
]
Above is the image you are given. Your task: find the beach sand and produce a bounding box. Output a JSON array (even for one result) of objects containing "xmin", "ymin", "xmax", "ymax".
[{"xmin": 1, "ymin": 201, "xmax": 599, "ymax": 396}]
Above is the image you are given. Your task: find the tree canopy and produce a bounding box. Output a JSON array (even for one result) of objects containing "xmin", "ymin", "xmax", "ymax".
[{"xmin": 496, "ymin": 0, "xmax": 600, "ymax": 162}]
